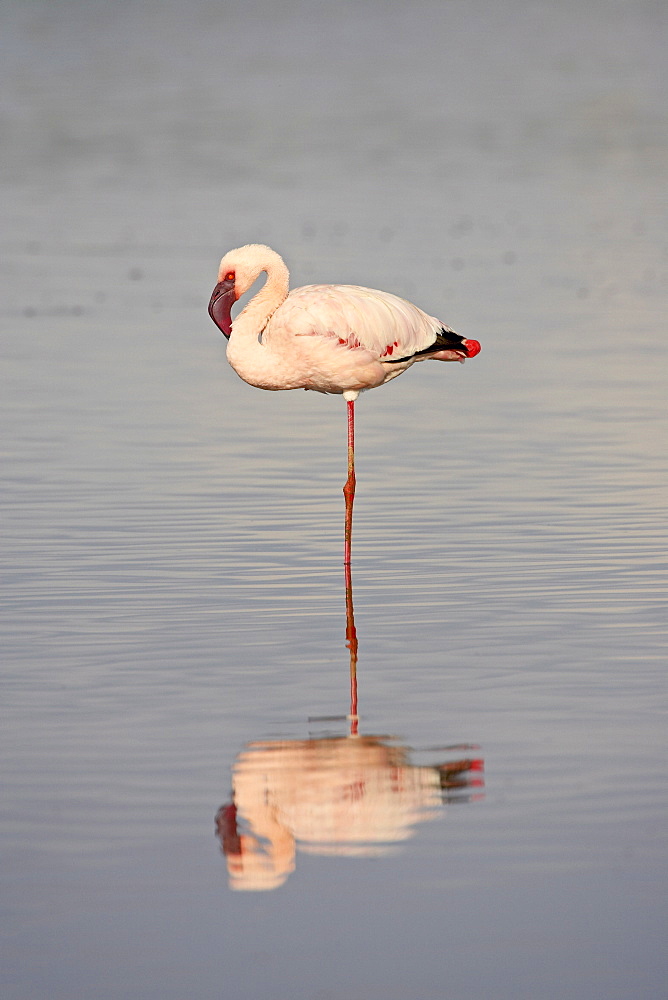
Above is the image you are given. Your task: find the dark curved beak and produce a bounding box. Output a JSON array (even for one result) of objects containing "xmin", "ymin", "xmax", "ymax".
[{"xmin": 208, "ymin": 276, "xmax": 237, "ymax": 338}]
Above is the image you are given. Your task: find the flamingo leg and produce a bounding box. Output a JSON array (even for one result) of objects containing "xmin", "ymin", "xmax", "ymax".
[{"xmin": 343, "ymin": 398, "xmax": 356, "ymax": 567}]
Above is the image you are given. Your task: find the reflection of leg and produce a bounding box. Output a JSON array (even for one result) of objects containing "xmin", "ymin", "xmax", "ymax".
[{"xmin": 345, "ymin": 556, "xmax": 358, "ymax": 734}]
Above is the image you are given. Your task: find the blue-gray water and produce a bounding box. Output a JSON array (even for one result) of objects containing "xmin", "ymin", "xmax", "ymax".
[{"xmin": 1, "ymin": 1, "xmax": 667, "ymax": 998}]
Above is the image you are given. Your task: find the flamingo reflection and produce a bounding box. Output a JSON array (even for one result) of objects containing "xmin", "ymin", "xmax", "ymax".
[
  {"xmin": 216, "ymin": 734, "xmax": 483, "ymax": 891},
  {"xmin": 217, "ymin": 529, "xmax": 483, "ymax": 891}
]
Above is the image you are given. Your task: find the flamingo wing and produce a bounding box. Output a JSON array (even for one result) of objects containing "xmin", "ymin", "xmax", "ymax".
[{"xmin": 265, "ymin": 284, "xmax": 448, "ymax": 360}]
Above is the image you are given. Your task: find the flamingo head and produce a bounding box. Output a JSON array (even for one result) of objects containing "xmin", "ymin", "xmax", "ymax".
[{"xmin": 209, "ymin": 244, "xmax": 290, "ymax": 338}]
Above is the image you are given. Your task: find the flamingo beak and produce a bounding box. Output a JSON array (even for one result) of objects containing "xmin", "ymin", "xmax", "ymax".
[{"xmin": 208, "ymin": 276, "xmax": 237, "ymax": 338}]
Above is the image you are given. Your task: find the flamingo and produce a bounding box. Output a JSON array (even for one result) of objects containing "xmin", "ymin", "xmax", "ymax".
[{"xmin": 208, "ymin": 244, "xmax": 481, "ymax": 566}]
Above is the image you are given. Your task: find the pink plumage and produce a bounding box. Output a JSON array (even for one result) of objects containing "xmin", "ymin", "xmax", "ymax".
[
  {"xmin": 208, "ymin": 244, "xmax": 480, "ymax": 399},
  {"xmin": 208, "ymin": 244, "xmax": 481, "ymax": 565}
]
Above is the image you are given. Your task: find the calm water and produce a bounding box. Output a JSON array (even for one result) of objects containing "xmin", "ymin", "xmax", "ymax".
[{"xmin": 2, "ymin": 1, "xmax": 667, "ymax": 998}]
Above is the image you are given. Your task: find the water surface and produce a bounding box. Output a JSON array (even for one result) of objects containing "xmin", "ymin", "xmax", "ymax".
[{"xmin": 1, "ymin": 1, "xmax": 667, "ymax": 998}]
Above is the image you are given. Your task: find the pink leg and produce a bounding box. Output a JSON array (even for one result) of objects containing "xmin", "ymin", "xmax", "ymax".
[
  {"xmin": 343, "ymin": 398, "xmax": 358, "ymax": 734},
  {"xmin": 343, "ymin": 399, "xmax": 356, "ymax": 567}
]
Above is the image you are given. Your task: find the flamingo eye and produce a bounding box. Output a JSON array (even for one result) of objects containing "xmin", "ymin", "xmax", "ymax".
[{"xmin": 224, "ymin": 271, "xmax": 235, "ymax": 282}]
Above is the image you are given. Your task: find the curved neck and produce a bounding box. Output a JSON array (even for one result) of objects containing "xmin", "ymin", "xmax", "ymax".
[
  {"xmin": 226, "ymin": 255, "xmax": 295, "ymax": 390},
  {"xmin": 233, "ymin": 258, "xmax": 289, "ymax": 339}
]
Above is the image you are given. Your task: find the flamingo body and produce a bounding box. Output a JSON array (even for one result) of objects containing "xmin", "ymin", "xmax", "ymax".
[
  {"xmin": 208, "ymin": 244, "xmax": 480, "ymax": 399},
  {"xmin": 208, "ymin": 244, "xmax": 481, "ymax": 566}
]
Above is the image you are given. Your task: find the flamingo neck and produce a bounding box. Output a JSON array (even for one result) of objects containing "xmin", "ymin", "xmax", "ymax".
[
  {"xmin": 226, "ymin": 255, "xmax": 293, "ymax": 389},
  {"xmin": 233, "ymin": 256, "xmax": 289, "ymax": 341}
]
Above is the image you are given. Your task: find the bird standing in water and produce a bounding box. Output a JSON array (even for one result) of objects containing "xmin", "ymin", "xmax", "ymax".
[{"xmin": 208, "ymin": 244, "xmax": 481, "ymax": 566}]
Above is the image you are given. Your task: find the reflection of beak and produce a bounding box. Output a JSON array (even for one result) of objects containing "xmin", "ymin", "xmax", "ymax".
[
  {"xmin": 216, "ymin": 802, "xmax": 242, "ymax": 855},
  {"xmin": 208, "ymin": 276, "xmax": 237, "ymax": 338}
]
